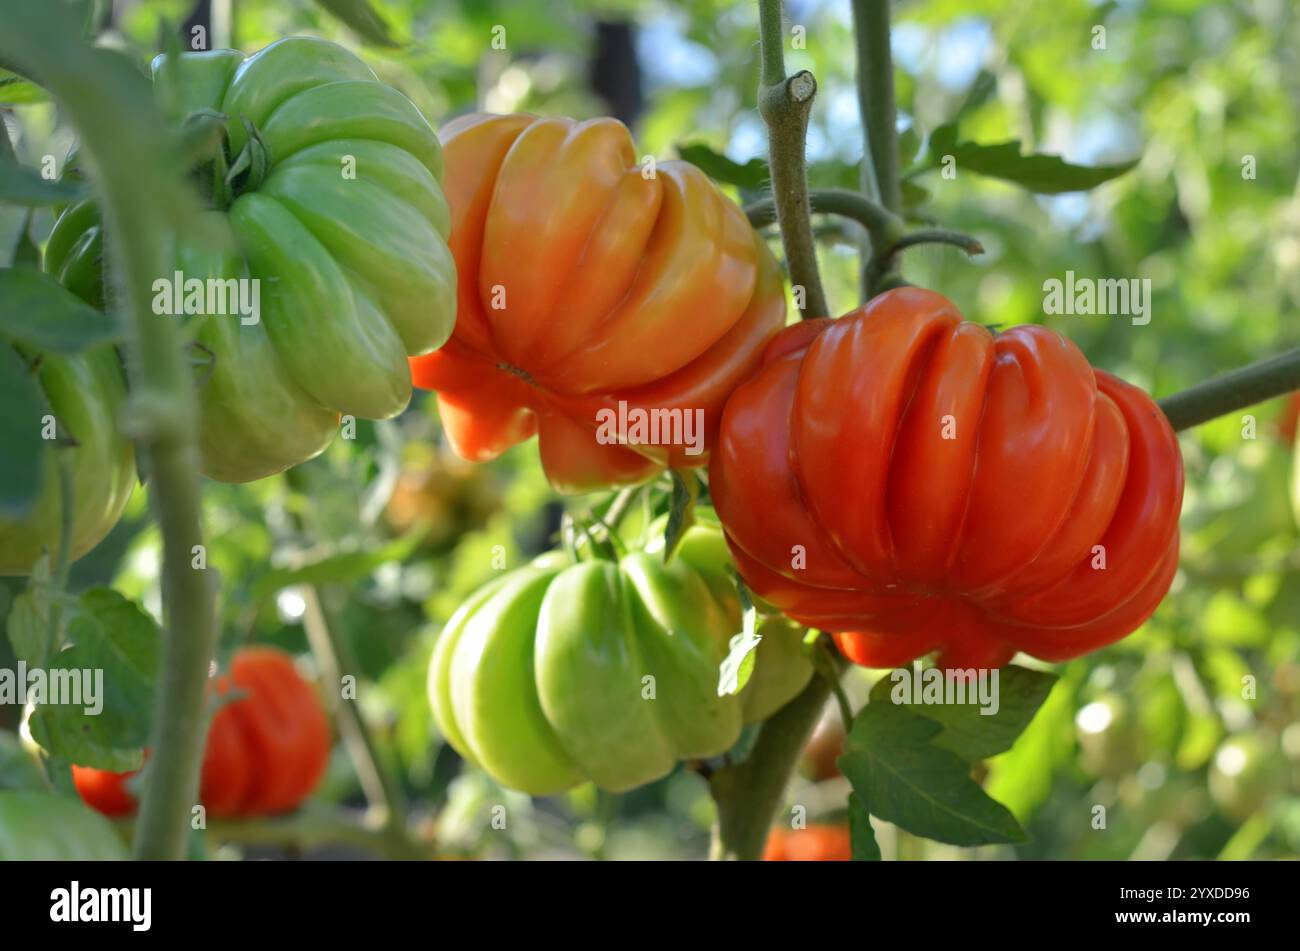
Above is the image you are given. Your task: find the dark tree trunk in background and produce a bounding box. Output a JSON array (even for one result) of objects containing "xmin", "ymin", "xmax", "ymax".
[
  {"xmin": 182, "ymin": 0, "xmax": 213, "ymax": 49},
  {"xmin": 589, "ymin": 21, "xmax": 644, "ymax": 131}
]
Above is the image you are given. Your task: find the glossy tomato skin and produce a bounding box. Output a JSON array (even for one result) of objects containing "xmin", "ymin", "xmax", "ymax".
[
  {"xmin": 710, "ymin": 288, "xmax": 1185, "ymax": 669},
  {"xmin": 429, "ymin": 520, "xmax": 814, "ymax": 795},
  {"xmin": 200, "ymin": 647, "xmax": 332, "ymax": 818},
  {"xmin": 763, "ymin": 824, "xmax": 852, "ymax": 861},
  {"xmin": 73, "ymin": 648, "xmax": 330, "ymax": 820},
  {"xmin": 71, "ymin": 762, "xmax": 142, "ymax": 818},
  {"xmin": 47, "ymin": 38, "xmax": 456, "ymax": 483},
  {"xmin": 408, "ymin": 113, "xmax": 787, "ymax": 493},
  {"xmin": 0, "ymin": 331, "xmax": 134, "ymax": 576}
]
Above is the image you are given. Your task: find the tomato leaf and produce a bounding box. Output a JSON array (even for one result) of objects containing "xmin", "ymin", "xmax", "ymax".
[
  {"xmin": 0, "ymin": 343, "xmax": 50, "ymax": 518},
  {"xmin": 313, "ymin": 0, "xmax": 402, "ymax": 48},
  {"xmin": 872, "ymin": 665, "xmax": 1058, "ymax": 763},
  {"xmin": 0, "ymin": 66, "xmax": 49, "ymax": 105},
  {"xmin": 717, "ymin": 572, "xmax": 760, "ymax": 698},
  {"xmin": 926, "ymin": 123, "xmax": 1137, "ymax": 193},
  {"xmin": 848, "ymin": 793, "xmax": 881, "ymax": 861},
  {"xmin": 840, "ymin": 699, "xmax": 1026, "ymax": 846},
  {"xmin": 250, "ymin": 530, "xmax": 424, "ymax": 602},
  {"xmin": 0, "ymin": 151, "xmax": 87, "ymax": 207},
  {"xmin": 0, "ymin": 730, "xmax": 50, "ymax": 792},
  {"xmin": 676, "ymin": 143, "xmax": 770, "ymax": 191},
  {"xmin": 28, "ymin": 589, "xmax": 161, "ymax": 771},
  {"xmin": 0, "ymin": 270, "xmax": 120, "ymax": 353},
  {"xmin": 662, "ymin": 470, "xmax": 698, "ymax": 563}
]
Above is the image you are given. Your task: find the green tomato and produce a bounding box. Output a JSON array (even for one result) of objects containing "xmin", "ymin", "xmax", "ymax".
[
  {"xmin": 428, "ymin": 522, "xmax": 814, "ymax": 795},
  {"xmin": 1208, "ymin": 733, "xmax": 1285, "ymax": 821},
  {"xmin": 1075, "ymin": 692, "xmax": 1141, "ymax": 779},
  {"xmin": 0, "ymin": 790, "xmax": 129, "ymax": 860},
  {"xmin": 0, "ymin": 341, "xmax": 134, "ymax": 576},
  {"xmin": 47, "ymin": 37, "xmax": 456, "ymax": 483}
]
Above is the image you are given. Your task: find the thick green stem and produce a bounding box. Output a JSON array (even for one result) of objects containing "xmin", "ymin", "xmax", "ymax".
[
  {"xmin": 0, "ymin": 7, "xmax": 217, "ymax": 861},
  {"xmin": 851, "ymin": 0, "xmax": 904, "ymax": 298},
  {"xmin": 756, "ymin": 0, "xmax": 829, "ymax": 319},
  {"xmin": 710, "ymin": 671, "xmax": 835, "ymax": 860},
  {"xmin": 1158, "ymin": 347, "xmax": 1300, "ymax": 431}
]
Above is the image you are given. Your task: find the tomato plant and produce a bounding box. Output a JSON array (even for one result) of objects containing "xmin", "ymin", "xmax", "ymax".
[{"xmin": 0, "ymin": 0, "xmax": 1297, "ymax": 872}]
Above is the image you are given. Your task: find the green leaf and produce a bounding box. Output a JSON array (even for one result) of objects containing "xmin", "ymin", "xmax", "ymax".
[
  {"xmin": 717, "ymin": 629, "xmax": 761, "ymax": 699},
  {"xmin": 718, "ymin": 570, "xmax": 760, "ymax": 698},
  {"xmin": 250, "ymin": 531, "xmax": 424, "ymax": 602},
  {"xmin": 27, "ymin": 589, "xmax": 161, "ymax": 771},
  {"xmin": 0, "ymin": 270, "xmax": 120, "ymax": 353},
  {"xmin": 10, "ymin": 210, "xmax": 40, "ymax": 269},
  {"xmin": 662, "ymin": 470, "xmax": 698, "ymax": 563},
  {"xmin": 840, "ymin": 700, "xmax": 1026, "ymax": 847},
  {"xmin": 0, "ymin": 730, "xmax": 50, "ymax": 792},
  {"xmin": 0, "ymin": 343, "xmax": 50, "ymax": 518},
  {"xmin": 313, "ymin": 0, "xmax": 402, "ymax": 48},
  {"xmin": 955, "ymin": 69, "xmax": 997, "ymax": 121},
  {"xmin": 848, "ymin": 793, "xmax": 881, "ymax": 861},
  {"xmin": 5, "ymin": 588, "xmax": 51, "ymax": 671},
  {"xmin": 676, "ymin": 143, "xmax": 769, "ymax": 190},
  {"xmin": 872, "ymin": 665, "xmax": 1058, "ymax": 762},
  {"xmin": 0, "ymin": 68, "xmax": 49, "ymax": 105},
  {"xmin": 927, "ymin": 124, "xmax": 1137, "ymax": 194},
  {"xmin": 0, "ymin": 152, "xmax": 87, "ymax": 207}
]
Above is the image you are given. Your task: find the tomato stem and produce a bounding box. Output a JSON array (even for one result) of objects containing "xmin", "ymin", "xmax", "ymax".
[
  {"xmin": 756, "ymin": 0, "xmax": 830, "ymax": 319},
  {"xmin": 1158, "ymin": 346, "xmax": 1300, "ymax": 431},
  {"xmin": 851, "ymin": 0, "xmax": 904, "ymax": 298},
  {"xmin": 1, "ymin": 8, "xmax": 219, "ymax": 862}
]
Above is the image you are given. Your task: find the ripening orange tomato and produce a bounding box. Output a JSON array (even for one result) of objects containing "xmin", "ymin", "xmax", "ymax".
[
  {"xmin": 763, "ymin": 824, "xmax": 852, "ymax": 861},
  {"xmin": 408, "ymin": 113, "xmax": 787, "ymax": 493},
  {"xmin": 710, "ymin": 288, "xmax": 1184, "ymax": 670}
]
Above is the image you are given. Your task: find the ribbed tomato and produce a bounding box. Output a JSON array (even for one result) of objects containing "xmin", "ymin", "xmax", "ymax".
[
  {"xmin": 72, "ymin": 647, "xmax": 330, "ymax": 820},
  {"xmin": 407, "ymin": 113, "xmax": 786, "ymax": 493},
  {"xmin": 710, "ymin": 288, "xmax": 1184, "ymax": 669},
  {"xmin": 199, "ymin": 647, "xmax": 331, "ymax": 817}
]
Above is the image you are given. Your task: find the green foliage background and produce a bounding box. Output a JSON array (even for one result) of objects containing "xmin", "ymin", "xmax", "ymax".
[{"xmin": 1, "ymin": 0, "xmax": 1298, "ymax": 860}]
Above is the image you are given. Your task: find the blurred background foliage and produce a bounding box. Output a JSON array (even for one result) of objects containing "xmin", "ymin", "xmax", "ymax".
[{"xmin": 2, "ymin": 0, "xmax": 1298, "ymax": 860}]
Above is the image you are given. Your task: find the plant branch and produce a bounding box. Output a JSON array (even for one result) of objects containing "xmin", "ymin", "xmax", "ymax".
[
  {"xmin": 851, "ymin": 0, "xmax": 903, "ymax": 298},
  {"xmin": 709, "ymin": 661, "xmax": 841, "ymax": 860},
  {"xmin": 0, "ymin": 6, "xmax": 218, "ymax": 862},
  {"xmin": 300, "ymin": 584, "xmax": 408, "ymax": 832},
  {"xmin": 756, "ymin": 0, "xmax": 828, "ymax": 319},
  {"xmin": 746, "ymin": 188, "xmax": 905, "ymax": 254},
  {"xmin": 208, "ymin": 806, "xmax": 432, "ymax": 860},
  {"xmin": 1158, "ymin": 347, "xmax": 1300, "ymax": 431}
]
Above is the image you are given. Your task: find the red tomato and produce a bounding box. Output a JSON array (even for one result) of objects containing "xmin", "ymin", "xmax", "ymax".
[
  {"xmin": 71, "ymin": 761, "xmax": 141, "ymax": 818},
  {"xmin": 710, "ymin": 288, "xmax": 1185, "ymax": 669},
  {"xmin": 72, "ymin": 647, "xmax": 330, "ymax": 820}
]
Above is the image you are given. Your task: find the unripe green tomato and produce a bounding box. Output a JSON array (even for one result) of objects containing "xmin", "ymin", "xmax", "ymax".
[
  {"xmin": 1075, "ymin": 693, "xmax": 1141, "ymax": 779},
  {"xmin": 429, "ymin": 520, "xmax": 814, "ymax": 795},
  {"xmin": 1208, "ymin": 733, "xmax": 1285, "ymax": 822},
  {"xmin": 0, "ymin": 342, "xmax": 135, "ymax": 576},
  {"xmin": 0, "ymin": 791, "xmax": 129, "ymax": 860}
]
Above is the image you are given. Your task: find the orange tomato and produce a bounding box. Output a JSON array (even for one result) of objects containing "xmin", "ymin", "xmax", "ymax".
[
  {"xmin": 763, "ymin": 824, "xmax": 852, "ymax": 861},
  {"xmin": 710, "ymin": 288, "xmax": 1184, "ymax": 669},
  {"xmin": 408, "ymin": 113, "xmax": 786, "ymax": 493}
]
